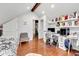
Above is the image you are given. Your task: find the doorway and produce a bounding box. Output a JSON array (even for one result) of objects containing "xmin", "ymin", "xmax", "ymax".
[{"xmin": 33, "ymin": 20, "xmax": 39, "ymax": 39}]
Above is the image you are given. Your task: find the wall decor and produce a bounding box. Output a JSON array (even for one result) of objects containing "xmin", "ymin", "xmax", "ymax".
[{"xmin": 24, "ymin": 22, "xmax": 27, "ymax": 25}]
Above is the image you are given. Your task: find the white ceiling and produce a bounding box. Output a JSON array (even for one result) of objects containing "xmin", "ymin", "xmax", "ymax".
[
  {"xmin": 0, "ymin": 3, "xmax": 34, "ymax": 24},
  {"xmin": 35, "ymin": 3, "xmax": 79, "ymax": 20},
  {"xmin": 0, "ymin": 3, "xmax": 79, "ymax": 24}
]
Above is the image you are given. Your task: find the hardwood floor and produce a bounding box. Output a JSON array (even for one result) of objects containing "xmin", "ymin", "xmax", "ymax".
[{"xmin": 17, "ymin": 37, "xmax": 75, "ymax": 56}]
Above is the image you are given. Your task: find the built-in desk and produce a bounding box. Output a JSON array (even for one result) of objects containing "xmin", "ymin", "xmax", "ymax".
[
  {"xmin": 67, "ymin": 35, "xmax": 79, "ymax": 51},
  {"xmin": 45, "ymin": 32, "xmax": 59, "ymax": 46},
  {"xmin": 59, "ymin": 34, "xmax": 79, "ymax": 51}
]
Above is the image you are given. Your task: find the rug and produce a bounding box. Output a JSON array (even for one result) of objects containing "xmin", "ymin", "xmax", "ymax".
[{"xmin": 25, "ymin": 53, "xmax": 42, "ymax": 56}]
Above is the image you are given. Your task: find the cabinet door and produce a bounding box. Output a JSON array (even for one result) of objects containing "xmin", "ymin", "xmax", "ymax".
[{"xmin": 58, "ymin": 36, "xmax": 66, "ymax": 50}]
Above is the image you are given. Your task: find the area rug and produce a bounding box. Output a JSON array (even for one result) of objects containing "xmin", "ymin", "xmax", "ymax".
[{"xmin": 25, "ymin": 53, "xmax": 42, "ymax": 56}]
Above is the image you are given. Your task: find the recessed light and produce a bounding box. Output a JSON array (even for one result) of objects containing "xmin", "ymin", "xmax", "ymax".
[
  {"xmin": 27, "ymin": 6, "xmax": 30, "ymax": 10},
  {"xmin": 42, "ymin": 11, "xmax": 45, "ymax": 14},
  {"xmin": 51, "ymin": 4, "xmax": 55, "ymax": 8}
]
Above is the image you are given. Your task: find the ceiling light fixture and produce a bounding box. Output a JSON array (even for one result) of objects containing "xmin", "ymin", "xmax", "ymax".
[
  {"xmin": 27, "ymin": 6, "xmax": 30, "ymax": 10},
  {"xmin": 51, "ymin": 4, "xmax": 55, "ymax": 8},
  {"xmin": 42, "ymin": 11, "xmax": 45, "ymax": 14}
]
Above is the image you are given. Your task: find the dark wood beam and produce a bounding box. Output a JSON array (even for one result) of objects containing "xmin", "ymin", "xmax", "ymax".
[{"xmin": 31, "ymin": 3, "xmax": 41, "ymax": 12}]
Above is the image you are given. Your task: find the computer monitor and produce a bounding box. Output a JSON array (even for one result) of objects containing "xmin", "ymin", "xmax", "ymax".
[
  {"xmin": 48, "ymin": 28, "xmax": 55, "ymax": 32},
  {"xmin": 60, "ymin": 28, "xmax": 70, "ymax": 36}
]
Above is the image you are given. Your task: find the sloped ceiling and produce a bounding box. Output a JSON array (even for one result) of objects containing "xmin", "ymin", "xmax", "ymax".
[
  {"xmin": 0, "ymin": 3, "xmax": 34, "ymax": 24},
  {"xmin": 35, "ymin": 3, "xmax": 79, "ymax": 20},
  {"xmin": 0, "ymin": 3, "xmax": 79, "ymax": 24}
]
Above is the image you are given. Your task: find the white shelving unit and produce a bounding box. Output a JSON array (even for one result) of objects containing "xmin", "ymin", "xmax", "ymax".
[
  {"xmin": 57, "ymin": 18, "xmax": 77, "ymax": 22},
  {"xmin": 48, "ymin": 18, "xmax": 79, "ymax": 28},
  {"xmin": 48, "ymin": 18, "xmax": 77, "ymax": 23},
  {"xmin": 47, "ymin": 17, "xmax": 79, "ymax": 50}
]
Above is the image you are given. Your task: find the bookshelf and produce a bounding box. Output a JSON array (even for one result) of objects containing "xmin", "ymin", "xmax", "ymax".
[
  {"xmin": 48, "ymin": 18, "xmax": 79, "ymax": 28},
  {"xmin": 47, "ymin": 12, "xmax": 79, "ymax": 50}
]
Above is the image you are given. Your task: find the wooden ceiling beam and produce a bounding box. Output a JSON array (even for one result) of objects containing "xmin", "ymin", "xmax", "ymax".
[{"xmin": 31, "ymin": 3, "xmax": 41, "ymax": 12}]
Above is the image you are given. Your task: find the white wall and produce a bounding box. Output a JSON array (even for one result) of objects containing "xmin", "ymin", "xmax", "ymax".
[
  {"xmin": 38, "ymin": 15, "xmax": 47, "ymax": 42},
  {"xmin": 17, "ymin": 12, "xmax": 39, "ymax": 40},
  {"xmin": 3, "ymin": 18, "xmax": 19, "ymax": 41},
  {"xmin": 38, "ymin": 19, "xmax": 44, "ymax": 39},
  {"xmin": 3, "ymin": 12, "xmax": 39, "ymax": 41}
]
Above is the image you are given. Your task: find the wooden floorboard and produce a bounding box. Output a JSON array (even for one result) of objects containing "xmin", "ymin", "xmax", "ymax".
[{"xmin": 17, "ymin": 38, "xmax": 75, "ymax": 56}]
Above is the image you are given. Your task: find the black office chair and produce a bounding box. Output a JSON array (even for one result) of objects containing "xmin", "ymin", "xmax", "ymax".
[
  {"xmin": 52, "ymin": 35, "xmax": 58, "ymax": 46},
  {"xmin": 64, "ymin": 39, "xmax": 72, "ymax": 51},
  {"xmin": 46, "ymin": 38, "xmax": 50, "ymax": 45}
]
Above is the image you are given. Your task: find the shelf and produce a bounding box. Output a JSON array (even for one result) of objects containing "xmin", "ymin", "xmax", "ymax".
[
  {"xmin": 59, "ymin": 26, "xmax": 79, "ymax": 28},
  {"xmin": 48, "ymin": 21, "xmax": 56, "ymax": 24},
  {"xmin": 51, "ymin": 26, "xmax": 79, "ymax": 28},
  {"xmin": 48, "ymin": 18, "xmax": 78, "ymax": 24},
  {"xmin": 48, "ymin": 18, "xmax": 79, "ymax": 28},
  {"xmin": 56, "ymin": 18, "xmax": 77, "ymax": 23}
]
